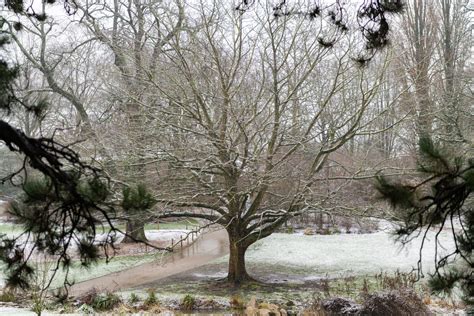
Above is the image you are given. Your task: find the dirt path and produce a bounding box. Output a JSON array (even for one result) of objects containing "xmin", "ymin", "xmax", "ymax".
[{"xmin": 69, "ymin": 229, "xmax": 229, "ymax": 297}]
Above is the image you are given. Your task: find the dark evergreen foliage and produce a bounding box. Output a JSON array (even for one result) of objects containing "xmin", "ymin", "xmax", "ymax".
[
  {"xmin": 0, "ymin": 0, "xmax": 118, "ymax": 292},
  {"xmin": 0, "ymin": 175, "xmax": 115, "ymax": 290},
  {"xmin": 121, "ymin": 184, "xmax": 156, "ymax": 243},
  {"xmin": 122, "ymin": 183, "xmax": 157, "ymax": 214},
  {"xmin": 235, "ymin": 0, "xmax": 405, "ymax": 63},
  {"xmin": 376, "ymin": 137, "xmax": 473, "ymax": 311}
]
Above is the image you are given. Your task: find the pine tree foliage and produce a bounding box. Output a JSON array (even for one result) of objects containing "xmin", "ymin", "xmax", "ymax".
[
  {"xmin": 0, "ymin": 175, "xmax": 115, "ymax": 290},
  {"xmin": 376, "ymin": 137, "xmax": 473, "ymax": 310},
  {"xmin": 0, "ymin": 0, "xmax": 119, "ymax": 291},
  {"xmin": 236, "ymin": 0, "xmax": 405, "ymax": 64},
  {"xmin": 122, "ymin": 184, "xmax": 157, "ymax": 214}
]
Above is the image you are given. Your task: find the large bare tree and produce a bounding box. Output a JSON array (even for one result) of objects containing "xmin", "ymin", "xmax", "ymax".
[{"xmin": 137, "ymin": 2, "xmax": 394, "ymax": 284}]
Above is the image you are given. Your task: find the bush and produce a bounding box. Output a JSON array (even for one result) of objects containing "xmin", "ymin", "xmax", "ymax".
[
  {"xmin": 128, "ymin": 292, "xmax": 140, "ymax": 304},
  {"xmin": 181, "ymin": 294, "xmax": 196, "ymax": 310},
  {"xmin": 309, "ymin": 289, "xmax": 430, "ymax": 316},
  {"xmin": 91, "ymin": 292, "xmax": 121, "ymax": 311},
  {"xmin": 360, "ymin": 289, "xmax": 430, "ymax": 315},
  {"xmin": 31, "ymin": 294, "xmax": 47, "ymax": 316},
  {"xmin": 0, "ymin": 291, "xmax": 16, "ymax": 302},
  {"xmin": 230, "ymin": 294, "xmax": 245, "ymax": 310},
  {"xmin": 144, "ymin": 288, "xmax": 158, "ymax": 306}
]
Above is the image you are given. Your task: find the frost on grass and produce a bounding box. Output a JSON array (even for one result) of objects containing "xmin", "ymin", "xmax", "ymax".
[
  {"xmin": 96, "ymin": 229, "xmax": 193, "ymax": 245},
  {"xmin": 0, "ymin": 229, "xmax": 194, "ymax": 288},
  {"xmin": 217, "ymin": 230, "xmax": 456, "ymax": 277}
]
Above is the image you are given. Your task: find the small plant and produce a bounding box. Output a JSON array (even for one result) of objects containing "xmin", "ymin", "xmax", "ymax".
[
  {"xmin": 31, "ymin": 293, "xmax": 47, "ymax": 316},
  {"xmin": 128, "ymin": 292, "xmax": 140, "ymax": 304},
  {"xmin": 0, "ymin": 290, "xmax": 16, "ymax": 302},
  {"xmin": 360, "ymin": 278, "xmax": 370, "ymax": 297},
  {"xmin": 374, "ymin": 271, "xmax": 418, "ymax": 291},
  {"xmin": 91, "ymin": 291, "xmax": 121, "ymax": 311},
  {"xmin": 144, "ymin": 288, "xmax": 158, "ymax": 306},
  {"xmin": 181, "ymin": 294, "xmax": 196, "ymax": 310},
  {"xmin": 230, "ymin": 294, "xmax": 245, "ymax": 310},
  {"xmin": 29, "ymin": 261, "xmax": 55, "ymax": 316},
  {"xmin": 308, "ymin": 294, "xmax": 325, "ymax": 315},
  {"xmin": 341, "ymin": 217, "xmax": 353, "ymax": 233},
  {"xmin": 321, "ymin": 278, "xmax": 330, "ymax": 297},
  {"xmin": 58, "ymin": 303, "xmax": 75, "ymax": 314}
]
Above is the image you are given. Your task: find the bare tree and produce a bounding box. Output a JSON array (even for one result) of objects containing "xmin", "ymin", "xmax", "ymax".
[
  {"xmin": 75, "ymin": 0, "xmax": 184, "ymax": 242},
  {"xmin": 435, "ymin": 0, "xmax": 472, "ymax": 147},
  {"xmin": 399, "ymin": 0, "xmax": 437, "ymax": 141},
  {"xmin": 6, "ymin": 5, "xmax": 111, "ymax": 155},
  {"xmin": 140, "ymin": 2, "xmax": 393, "ymax": 284}
]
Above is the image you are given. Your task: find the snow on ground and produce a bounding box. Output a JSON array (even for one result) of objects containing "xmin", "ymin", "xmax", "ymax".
[
  {"xmin": 96, "ymin": 229, "xmax": 196, "ymax": 246},
  {"xmin": 218, "ymin": 229, "xmax": 456, "ymax": 277},
  {"xmin": 0, "ymin": 307, "xmax": 35, "ymax": 315},
  {"xmin": 0, "ymin": 306, "xmax": 79, "ymax": 315}
]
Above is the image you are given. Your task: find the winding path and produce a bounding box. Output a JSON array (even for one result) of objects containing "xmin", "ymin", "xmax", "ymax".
[{"xmin": 69, "ymin": 229, "xmax": 229, "ymax": 297}]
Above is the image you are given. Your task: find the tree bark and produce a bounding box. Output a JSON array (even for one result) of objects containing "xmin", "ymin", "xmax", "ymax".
[
  {"xmin": 227, "ymin": 233, "xmax": 251, "ymax": 285},
  {"xmin": 122, "ymin": 218, "xmax": 148, "ymax": 243}
]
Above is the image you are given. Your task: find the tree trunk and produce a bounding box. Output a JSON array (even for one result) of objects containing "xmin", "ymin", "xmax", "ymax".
[
  {"xmin": 227, "ymin": 234, "xmax": 251, "ymax": 285},
  {"xmin": 122, "ymin": 218, "xmax": 147, "ymax": 243}
]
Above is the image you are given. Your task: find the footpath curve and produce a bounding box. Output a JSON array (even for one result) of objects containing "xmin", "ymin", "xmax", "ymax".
[{"xmin": 69, "ymin": 229, "xmax": 229, "ymax": 297}]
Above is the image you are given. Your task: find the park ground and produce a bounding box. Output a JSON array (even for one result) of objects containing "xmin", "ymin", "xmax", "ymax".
[{"xmin": 0, "ymin": 215, "xmax": 466, "ymax": 315}]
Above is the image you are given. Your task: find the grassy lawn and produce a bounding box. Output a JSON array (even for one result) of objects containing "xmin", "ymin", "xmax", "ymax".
[
  {"xmin": 48, "ymin": 253, "xmax": 167, "ymax": 289},
  {"xmin": 0, "ymin": 219, "xmax": 200, "ymax": 238},
  {"xmin": 121, "ymin": 271, "xmax": 428, "ymax": 310},
  {"xmin": 0, "ymin": 219, "xmax": 197, "ymax": 288},
  {"xmin": 0, "ymin": 251, "xmax": 168, "ymax": 289}
]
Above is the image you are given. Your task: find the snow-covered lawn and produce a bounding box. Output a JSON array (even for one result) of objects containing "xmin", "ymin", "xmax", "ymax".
[
  {"xmin": 96, "ymin": 229, "xmax": 196, "ymax": 246},
  {"xmin": 238, "ymin": 229, "xmax": 456, "ymax": 277}
]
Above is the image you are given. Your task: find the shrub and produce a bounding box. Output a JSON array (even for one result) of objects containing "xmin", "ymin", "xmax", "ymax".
[
  {"xmin": 31, "ymin": 293, "xmax": 46, "ymax": 316},
  {"xmin": 308, "ymin": 289, "xmax": 429, "ymax": 316},
  {"xmin": 359, "ymin": 289, "xmax": 430, "ymax": 315},
  {"xmin": 144, "ymin": 288, "xmax": 158, "ymax": 306},
  {"xmin": 128, "ymin": 292, "xmax": 140, "ymax": 304},
  {"xmin": 91, "ymin": 292, "xmax": 121, "ymax": 311},
  {"xmin": 0, "ymin": 291, "xmax": 16, "ymax": 302},
  {"xmin": 230, "ymin": 294, "xmax": 245, "ymax": 310},
  {"xmin": 373, "ymin": 271, "xmax": 418, "ymax": 291},
  {"xmin": 181, "ymin": 294, "xmax": 196, "ymax": 310}
]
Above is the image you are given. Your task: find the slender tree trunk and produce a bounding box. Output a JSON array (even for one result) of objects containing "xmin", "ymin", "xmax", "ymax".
[
  {"xmin": 227, "ymin": 233, "xmax": 251, "ymax": 285},
  {"xmin": 123, "ymin": 218, "xmax": 147, "ymax": 243}
]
